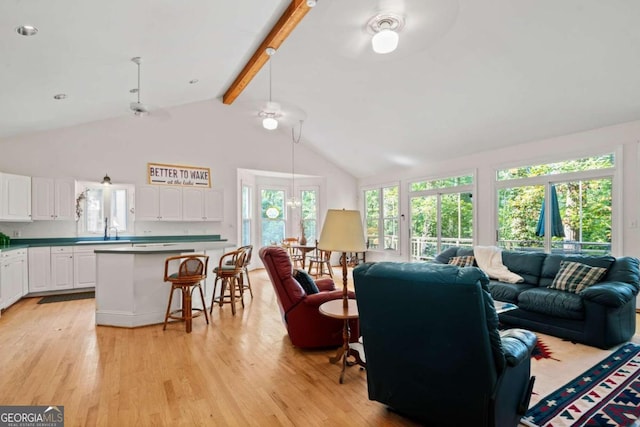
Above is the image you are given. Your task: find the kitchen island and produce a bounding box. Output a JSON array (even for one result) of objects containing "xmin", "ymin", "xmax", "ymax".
[{"xmin": 95, "ymin": 242, "xmax": 234, "ymax": 327}]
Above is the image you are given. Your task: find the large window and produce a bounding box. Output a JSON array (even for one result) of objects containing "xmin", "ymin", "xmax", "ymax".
[
  {"xmin": 241, "ymin": 185, "xmax": 251, "ymax": 246},
  {"xmin": 364, "ymin": 185, "xmax": 399, "ymax": 251},
  {"xmin": 77, "ymin": 182, "xmax": 134, "ymax": 236},
  {"xmin": 300, "ymin": 188, "xmax": 318, "ymax": 244},
  {"xmin": 261, "ymin": 188, "xmax": 286, "ymax": 246},
  {"xmin": 496, "ymin": 154, "xmax": 614, "ymax": 254},
  {"xmin": 409, "ymin": 174, "xmax": 474, "ymax": 260}
]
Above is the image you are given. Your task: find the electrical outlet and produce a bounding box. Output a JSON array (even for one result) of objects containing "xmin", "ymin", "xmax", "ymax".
[{"xmin": 630, "ymin": 220, "xmax": 638, "ymax": 229}]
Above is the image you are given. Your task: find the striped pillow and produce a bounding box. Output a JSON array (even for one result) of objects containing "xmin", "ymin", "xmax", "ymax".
[
  {"xmin": 549, "ymin": 260, "xmax": 608, "ymax": 293},
  {"xmin": 448, "ymin": 255, "xmax": 475, "ymax": 267}
]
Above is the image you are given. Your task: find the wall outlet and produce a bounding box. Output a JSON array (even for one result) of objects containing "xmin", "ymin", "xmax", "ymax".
[{"xmin": 13, "ymin": 230, "xmax": 21, "ymax": 237}]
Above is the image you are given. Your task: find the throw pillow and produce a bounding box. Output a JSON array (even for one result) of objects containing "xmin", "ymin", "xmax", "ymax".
[
  {"xmin": 448, "ymin": 255, "xmax": 475, "ymax": 267},
  {"xmin": 293, "ymin": 269, "xmax": 319, "ymax": 295},
  {"xmin": 549, "ymin": 260, "xmax": 608, "ymax": 293}
]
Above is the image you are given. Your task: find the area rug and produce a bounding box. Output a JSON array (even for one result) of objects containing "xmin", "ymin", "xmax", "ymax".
[
  {"xmin": 521, "ymin": 342, "xmax": 640, "ymax": 427},
  {"xmin": 37, "ymin": 291, "xmax": 95, "ymax": 304}
]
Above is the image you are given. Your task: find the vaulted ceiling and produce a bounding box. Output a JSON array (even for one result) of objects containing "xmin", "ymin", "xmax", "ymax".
[{"xmin": 3, "ymin": 0, "xmax": 640, "ymax": 178}]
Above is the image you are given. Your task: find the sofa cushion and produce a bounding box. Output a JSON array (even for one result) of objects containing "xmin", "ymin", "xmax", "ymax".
[
  {"xmin": 433, "ymin": 247, "xmax": 474, "ymax": 264},
  {"xmin": 448, "ymin": 255, "xmax": 475, "ymax": 267},
  {"xmin": 539, "ymin": 254, "xmax": 615, "ymax": 287},
  {"xmin": 293, "ymin": 269, "xmax": 319, "ymax": 295},
  {"xmin": 501, "ymin": 251, "xmax": 547, "ymax": 286},
  {"xmin": 517, "ymin": 288, "xmax": 584, "ymax": 320},
  {"xmin": 549, "ymin": 260, "xmax": 608, "ymax": 293},
  {"xmin": 488, "ymin": 281, "xmax": 535, "ymax": 304}
]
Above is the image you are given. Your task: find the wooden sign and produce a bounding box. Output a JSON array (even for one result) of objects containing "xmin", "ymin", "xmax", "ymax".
[{"xmin": 147, "ymin": 163, "xmax": 211, "ymax": 187}]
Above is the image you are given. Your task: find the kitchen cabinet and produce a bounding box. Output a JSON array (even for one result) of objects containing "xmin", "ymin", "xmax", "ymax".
[
  {"xmin": 73, "ymin": 245, "xmax": 97, "ymax": 288},
  {"xmin": 31, "ymin": 177, "xmax": 76, "ymax": 221},
  {"xmin": 28, "ymin": 247, "xmax": 51, "ymax": 292},
  {"xmin": 135, "ymin": 186, "xmax": 182, "ymax": 221},
  {"xmin": 182, "ymin": 188, "xmax": 224, "ymax": 221},
  {"xmin": 0, "ymin": 172, "xmax": 32, "ymax": 221},
  {"xmin": 0, "ymin": 249, "xmax": 28, "ymax": 309},
  {"xmin": 51, "ymin": 246, "xmax": 74, "ymax": 290}
]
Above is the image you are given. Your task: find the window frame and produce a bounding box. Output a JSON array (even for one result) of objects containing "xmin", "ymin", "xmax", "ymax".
[
  {"xmin": 363, "ymin": 182, "xmax": 400, "ymax": 253},
  {"xmin": 76, "ymin": 181, "xmax": 135, "ymax": 236},
  {"xmin": 494, "ymin": 153, "xmax": 619, "ymax": 254}
]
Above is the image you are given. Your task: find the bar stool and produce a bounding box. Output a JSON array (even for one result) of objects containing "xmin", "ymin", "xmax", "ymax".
[
  {"xmin": 163, "ymin": 254, "xmax": 209, "ymax": 333},
  {"xmin": 227, "ymin": 244, "xmax": 254, "ymax": 298},
  {"xmin": 211, "ymin": 248, "xmax": 247, "ymax": 315}
]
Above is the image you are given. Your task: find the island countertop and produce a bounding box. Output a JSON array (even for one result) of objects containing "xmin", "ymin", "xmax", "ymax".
[{"xmin": 94, "ymin": 246, "xmax": 196, "ymax": 255}]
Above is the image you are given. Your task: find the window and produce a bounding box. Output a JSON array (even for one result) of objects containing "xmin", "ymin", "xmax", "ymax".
[
  {"xmin": 301, "ymin": 188, "xmax": 318, "ymax": 244},
  {"xmin": 364, "ymin": 185, "xmax": 399, "ymax": 251},
  {"xmin": 261, "ymin": 188, "xmax": 286, "ymax": 246},
  {"xmin": 241, "ymin": 185, "xmax": 251, "ymax": 246},
  {"xmin": 409, "ymin": 174, "xmax": 474, "ymax": 260},
  {"xmin": 496, "ymin": 154, "xmax": 614, "ymax": 255},
  {"xmin": 77, "ymin": 182, "xmax": 134, "ymax": 236}
]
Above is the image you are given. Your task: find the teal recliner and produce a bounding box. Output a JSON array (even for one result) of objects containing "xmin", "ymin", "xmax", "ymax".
[{"xmin": 354, "ymin": 262, "xmax": 537, "ymax": 427}]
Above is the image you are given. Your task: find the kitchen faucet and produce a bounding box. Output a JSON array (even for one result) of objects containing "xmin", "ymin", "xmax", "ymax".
[{"xmin": 104, "ymin": 217, "xmax": 109, "ymax": 240}]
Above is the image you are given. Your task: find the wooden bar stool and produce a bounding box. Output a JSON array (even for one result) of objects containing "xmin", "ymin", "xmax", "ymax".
[
  {"xmin": 211, "ymin": 248, "xmax": 247, "ymax": 316},
  {"xmin": 163, "ymin": 254, "xmax": 209, "ymax": 333},
  {"xmin": 225, "ymin": 245, "xmax": 254, "ymax": 298}
]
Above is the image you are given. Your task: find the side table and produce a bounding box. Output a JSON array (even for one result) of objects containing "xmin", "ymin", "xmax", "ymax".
[{"xmin": 319, "ymin": 299, "xmax": 365, "ymax": 383}]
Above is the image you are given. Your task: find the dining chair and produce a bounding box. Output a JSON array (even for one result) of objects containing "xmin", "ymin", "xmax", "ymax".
[
  {"xmin": 308, "ymin": 240, "xmax": 334, "ymax": 278},
  {"xmin": 282, "ymin": 237, "xmax": 304, "ymax": 268}
]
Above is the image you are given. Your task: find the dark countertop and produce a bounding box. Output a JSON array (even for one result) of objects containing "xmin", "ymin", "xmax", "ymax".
[{"xmin": 0, "ymin": 234, "xmax": 228, "ymax": 251}]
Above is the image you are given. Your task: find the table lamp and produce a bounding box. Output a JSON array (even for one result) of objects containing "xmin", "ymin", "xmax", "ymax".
[{"xmin": 317, "ymin": 209, "xmax": 366, "ymax": 308}]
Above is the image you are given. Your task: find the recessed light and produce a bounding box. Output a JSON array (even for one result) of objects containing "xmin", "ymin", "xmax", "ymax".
[
  {"xmin": 189, "ymin": 79, "xmax": 199, "ymax": 84},
  {"xmin": 16, "ymin": 25, "xmax": 38, "ymax": 36},
  {"xmin": 53, "ymin": 94, "xmax": 67, "ymax": 100}
]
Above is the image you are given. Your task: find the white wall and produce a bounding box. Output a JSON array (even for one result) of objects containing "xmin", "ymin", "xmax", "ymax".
[
  {"xmin": 0, "ymin": 99, "xmax": 358, "ymax": 241},
  {"xmin": 360, "ymin": 119, "xmax": 640, "ymax": 262}
]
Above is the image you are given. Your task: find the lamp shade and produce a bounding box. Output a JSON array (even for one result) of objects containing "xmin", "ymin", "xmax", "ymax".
[
  {"xmin": 262, "ymin": 116, "xmax": 278, "ymax": 130},
  {"xmin": 318, "ymin": 209, "xmax": 366, "ymax": 253},
  {"xmin": 372, "ymin": 28, "xmax": 399, "ymax": 54}
]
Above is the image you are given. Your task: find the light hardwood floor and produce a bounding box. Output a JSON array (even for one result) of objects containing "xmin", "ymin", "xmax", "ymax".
[{"xmin": 0, "ymin": 268, "xmax": 420, "ymax": 427}]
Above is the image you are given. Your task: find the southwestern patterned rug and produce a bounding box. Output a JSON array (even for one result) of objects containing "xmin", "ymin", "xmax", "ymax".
[{"xmin": 521, "ymin": 342, "xmax": 640, "ymax": 427}]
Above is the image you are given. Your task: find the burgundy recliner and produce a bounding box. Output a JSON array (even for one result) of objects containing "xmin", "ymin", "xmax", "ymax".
[{"xmin": 259, "ymin": 246, "xmax": 359, "ymax": 348}]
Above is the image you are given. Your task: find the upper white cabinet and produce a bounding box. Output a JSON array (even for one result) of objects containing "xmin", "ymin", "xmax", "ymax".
[
  {"xmin": 0, "ymin": 172, "xmax": 32, "ymax": 221},
  {"xmin": 182, "ymin": 188, "xmax": 224, "ymax": 221},
  {"xmin": 136, "ymin": 186, "xmax": 222, "ymax": 222},
  {"xmin": 31, "ymin": 177, "xmax": 76, "ymax": 221},
  {"xmin": 136, "ymin": 186, "xmax": 182, "ymax": 221}
]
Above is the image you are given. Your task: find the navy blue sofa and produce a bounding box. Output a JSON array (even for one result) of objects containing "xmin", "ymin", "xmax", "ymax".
[{"xmin": 434, "ymin": 247, "xmax": 640, "ymax": 349}]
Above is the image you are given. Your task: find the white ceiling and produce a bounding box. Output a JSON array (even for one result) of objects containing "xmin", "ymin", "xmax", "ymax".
[{"xmin": 3, "ymin": 0, "xmax": 640, "ymax": 178}]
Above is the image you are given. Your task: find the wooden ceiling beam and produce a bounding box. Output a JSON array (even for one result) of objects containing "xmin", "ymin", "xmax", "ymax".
[{"xmin": 222, "ymin": 0, "xmax": 313, "ymax": 105}]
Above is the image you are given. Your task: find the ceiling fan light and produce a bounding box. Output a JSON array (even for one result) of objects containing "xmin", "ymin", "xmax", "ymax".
[
  {"xmin": 372, "ymin": 28, "xmax": 399, "ymax": 54},
  {"xmin": 263, "ymin": 117, "xmax": 278, "ymax": 130}
]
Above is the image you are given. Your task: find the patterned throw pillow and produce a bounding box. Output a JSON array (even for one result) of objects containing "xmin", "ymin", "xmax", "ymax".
[
  {"xmin": 293, "ymin": 269, "xmax": 319, "ymax": 295},
  {"xmin": 549, "ymin": 260, "xmax": 608, "ymax": 293},
  {"xmin": 448, "ymin": 255, "xmax": 475, "ymax": 267}
]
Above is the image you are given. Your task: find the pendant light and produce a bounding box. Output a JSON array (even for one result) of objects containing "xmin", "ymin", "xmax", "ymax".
[
  {"xmin": 287, "ymin": 121, "xmax": 303, "ymax": 209},
  {"xmin": 262, "ymin": 47, "xmax": 279, "ymax": 130}
]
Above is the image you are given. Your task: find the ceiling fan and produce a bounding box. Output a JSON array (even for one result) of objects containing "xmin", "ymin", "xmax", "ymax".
[{"xmin": 129, "ymin": 57, "xmax": 170, "ymax": 120}]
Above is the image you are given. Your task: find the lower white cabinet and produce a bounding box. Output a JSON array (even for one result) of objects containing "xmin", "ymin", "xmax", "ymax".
[
  {"xmin": 51, "ymin": 246, "xmax": 74, "ymax": 290},
  {"xmin": 28, "ymin": 247, "xmax": 51, "ymax": 292},
  {"xmin": 73, "ymin": 246, "xmax": 97, "ymax": 288},
  {"xmin": 0, "ymin": 249, "xmax": 28, "ymax": 309}
]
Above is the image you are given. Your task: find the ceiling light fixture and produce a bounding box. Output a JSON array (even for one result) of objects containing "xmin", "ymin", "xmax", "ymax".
[
  {"xmin": 306, "ymin": 0, "xmax": 317, "ymax": 7},
  {"xmin": 101, "ymin": 174, "xmax": 112, "ymax": 185},
  {"xmin": 16, "ymin": 25, "xmax": 38, "ymax": 36},
  {"xmin": 369, "ymin": 14, "xmax": 404, "ymax": 54},
  {"xmin": 262, "ymin": 47, "xmax": 279, "ymax": 130}
]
